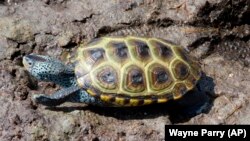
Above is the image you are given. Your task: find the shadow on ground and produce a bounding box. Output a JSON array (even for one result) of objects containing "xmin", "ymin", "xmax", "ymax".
[{"xmin": 46, "ymin": 73, "xmax": 216, "ymax": 124}]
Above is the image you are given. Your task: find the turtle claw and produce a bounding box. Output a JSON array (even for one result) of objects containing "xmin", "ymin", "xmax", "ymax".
[
  {"xmin": 32, "ymin": 94, "xmax": 65, "ymax": 107},
  {"xmin": 33, "ymin": 94, "xmax": 55, "ymax": 106}
]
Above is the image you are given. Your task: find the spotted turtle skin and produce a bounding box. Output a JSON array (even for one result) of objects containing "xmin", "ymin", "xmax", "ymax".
[{"xmin": 68, "ymin": 36, "xmax": 201, "ymax": 107}]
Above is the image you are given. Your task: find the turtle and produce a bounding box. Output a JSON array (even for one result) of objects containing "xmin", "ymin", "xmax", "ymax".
[{"xmin": 22, "ymin": 36, "xmax": 202, "ymax": 107}]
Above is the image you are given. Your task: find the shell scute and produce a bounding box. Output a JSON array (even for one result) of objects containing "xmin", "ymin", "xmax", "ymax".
[
  {"xmin": 149, "ymin": 39, "xmax": 174, "ymax": 64},
  {"xmin": 173, "ymin": 83, "xmax": 188, "ymax": 99},
  {"xmin": 106, "ymin": 41, "xmax": 129, "ymax": 63},
  {"xmin": 122, "ymin": 64, "xmax": 146, "ymax": 93},
  {"xmin": 172, "ymin": 59, "xmax": 190, "ymax": 80},
  {"xmin": 148, "ymin": 63, "xmax": 173, "ymax": 91},
  {"xmin": 82, "ymin": 48, "xmax": 106, "ymax": 69},
  {"xmin": 93, "ymin": 65, "xmax": 118, "ymax": 90},
  {"xmin": 127, "ymin": 39, "xmax": 152, "ymax": 63}
]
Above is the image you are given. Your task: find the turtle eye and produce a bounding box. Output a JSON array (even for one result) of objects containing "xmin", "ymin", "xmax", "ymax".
[
  {"xmin": 25, "ymin": 59, "xmax": 34, "ymax": 67},
  {"xmin": 28, "ymin": 62, "xmax": 32, "ymax": 66},
  {"xmin": 23, "ymin": 56, "xmax": 34, "ymax": 68}
]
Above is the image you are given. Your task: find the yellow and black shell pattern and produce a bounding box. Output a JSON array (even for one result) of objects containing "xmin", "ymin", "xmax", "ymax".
[{"xmin": 71, "ymin": 36, "xmax": 202, "ymax": 107}]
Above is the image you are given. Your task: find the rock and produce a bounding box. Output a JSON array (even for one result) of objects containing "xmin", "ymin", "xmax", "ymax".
[
  {"xmin": 0, "ymin": 18, "xmax": 34, "ymax": 43},
  {"xmin": 57, "ymin": 31, "xmax": 74, "ymax": 47},
  {"xmin": 0, "ymin": 36, "xmax": 18, "ymax": 61}
]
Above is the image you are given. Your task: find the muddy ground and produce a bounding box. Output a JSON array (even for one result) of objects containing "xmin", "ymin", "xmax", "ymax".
[{"xmin": 0, "ymin": 0, "xmax": 249, "ymax": 141}]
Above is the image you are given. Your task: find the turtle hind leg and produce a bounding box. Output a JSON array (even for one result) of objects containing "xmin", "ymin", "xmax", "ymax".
[{"xmin": 33, "ymin": 86, "xmax": 80, "ymax": 106}]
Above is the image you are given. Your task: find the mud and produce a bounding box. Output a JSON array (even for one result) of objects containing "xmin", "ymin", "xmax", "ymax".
[{"xmin": 0, "ymin": 0, "xmax": 249, "ymax": 140}]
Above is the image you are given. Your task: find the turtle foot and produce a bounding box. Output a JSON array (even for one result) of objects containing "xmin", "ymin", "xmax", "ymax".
[{"xmin": 32, "ymin": 94, "xmax": 66, "ymax": 107}]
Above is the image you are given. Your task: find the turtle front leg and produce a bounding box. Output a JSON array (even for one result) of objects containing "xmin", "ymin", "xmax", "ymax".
[
  {"xmin": 67, "ymin": 90, "xmax": 106, "ymax": 106},
  {"xmin": 33, "ymin": 86, "xmax": 80, "ymax": 106}
]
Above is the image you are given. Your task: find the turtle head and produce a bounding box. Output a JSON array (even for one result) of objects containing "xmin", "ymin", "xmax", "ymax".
[{"xmin": 23, "ymin": 54, "xmax": 75, "ymax": 87}]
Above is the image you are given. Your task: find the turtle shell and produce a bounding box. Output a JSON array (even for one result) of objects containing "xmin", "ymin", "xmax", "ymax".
[{"xmin": 72, "ymin": 36, "xmax": 202, "ymax": 106}]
